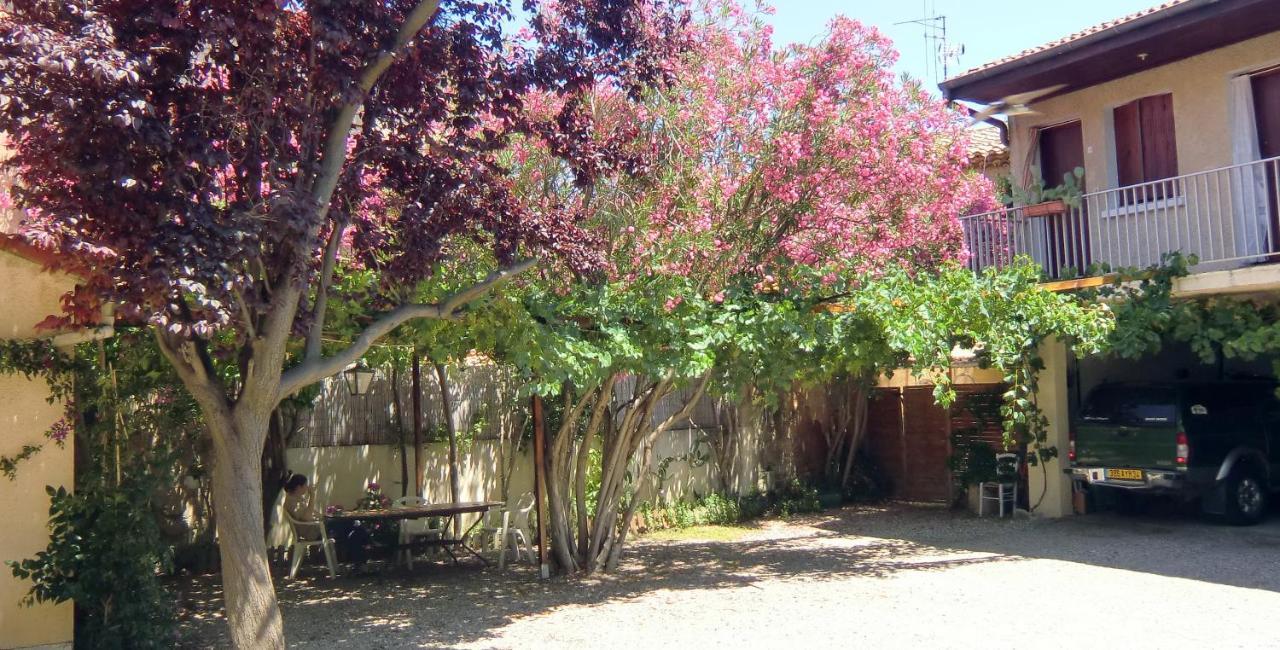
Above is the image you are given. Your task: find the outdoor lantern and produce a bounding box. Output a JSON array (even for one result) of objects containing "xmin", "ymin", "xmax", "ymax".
[{"xmin": 343, "ymin": 361, "xmax": 376, "ymax": 396}]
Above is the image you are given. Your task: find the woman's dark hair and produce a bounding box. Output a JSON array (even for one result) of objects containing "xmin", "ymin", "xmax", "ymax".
[{"xmin": 283, "ymin": 473, "xmax": 308, "ymax": 493}]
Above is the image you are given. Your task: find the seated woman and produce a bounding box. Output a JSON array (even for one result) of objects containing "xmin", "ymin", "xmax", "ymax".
[{"xmin": 282, "ymin": 473, "xmax": 372, "ymax": 569}]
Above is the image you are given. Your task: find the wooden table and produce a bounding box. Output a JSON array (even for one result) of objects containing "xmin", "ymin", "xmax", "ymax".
[{"xmin": 326, "ymin": 500, "xmax": 503, "ymax": 567}]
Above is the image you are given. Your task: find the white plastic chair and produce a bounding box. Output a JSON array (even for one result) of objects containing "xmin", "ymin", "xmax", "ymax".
[
  {"xmin": 394, "ymin": 496, "xmax": 444, "ymax": 569},
  {"xmin": 284, "ymin": 510, "xmax": 337, "ymax": 579},
  {"xmin": 479, "ymin": 493, "xmax": 535, "ymax": 569},
  {"xmin": 979, "ymin": 452, "xmax": 1020, "ymax": 517}
]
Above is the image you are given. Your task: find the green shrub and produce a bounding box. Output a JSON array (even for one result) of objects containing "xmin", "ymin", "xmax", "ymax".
[
  {"xmin": 10, "ymin": 483, "xmax": 176, "ymax": 649},
  {"xmin": 635, "ymin": 492, "xmax": 743, "ymax": 532},
  {"xmin": 948, "ymin": 439, "xmax": 999, "ymax": 490},
  {"xmin": 772, "ymin": 479, "xmax": 822, "ymax": 517}
]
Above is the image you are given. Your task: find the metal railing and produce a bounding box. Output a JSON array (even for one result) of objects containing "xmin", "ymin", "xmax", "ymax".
[{"xmin": 961, "ymin": 155, "xmax": 1280, "ymax": 279}]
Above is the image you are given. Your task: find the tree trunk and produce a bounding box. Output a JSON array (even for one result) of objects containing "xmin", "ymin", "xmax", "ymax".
[
  {"xmin": 261, "ymin": 409, "xmax": 289, "ymax": 537},
  {"xmin": 822, "ymin": 380, "xmax": 857, "ymax": 487},
  {"xmin": 412, "ymin": 354, "xmax": 424, "ymax": 496},
  {"xmin": 209, "ymin": 411, "xmax": 284, "ymax": 650},
  {"xmin": 575, "ymin": 373, "xmax": 617, "ymax": 561},
  {"xmin": 434, "ymin": 362, "xmax": 462, "ymax": 533},
  {"xmin": 390, "ymin": 362, "xmax": 410, "ymax": 497},
  {"xmin": 545, "ymin": 385, "xmax": 597, "ymax": 573},
  {"xmin": 840, "ymin": 383, "xmax": 871, "ymax": 491}
]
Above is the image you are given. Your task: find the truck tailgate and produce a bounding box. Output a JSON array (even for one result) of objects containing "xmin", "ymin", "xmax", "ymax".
[{"xmin": 1075, "ymin": 423, "xmax": 1177, "ymax": 469}]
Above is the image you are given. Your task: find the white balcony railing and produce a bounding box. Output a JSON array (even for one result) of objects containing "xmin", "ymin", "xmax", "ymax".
[{"xmin": 961, "ymin": 155, "xmax": 1280, "ymax": 279}]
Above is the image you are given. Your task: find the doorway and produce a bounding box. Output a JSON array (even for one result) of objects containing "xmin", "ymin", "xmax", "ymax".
[
  {"xmin": 1253, "ymin": 67, "xmax": 1280, "ymax": 253},
  {"xmin": 1038, "ymin": 121, "xmax": 1090, "ymax": 277}
]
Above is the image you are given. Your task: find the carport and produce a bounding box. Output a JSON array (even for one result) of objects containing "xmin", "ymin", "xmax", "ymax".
[{"xmin": 1034, "ymin": 330, "xmax": 1274, "ymax": 516}]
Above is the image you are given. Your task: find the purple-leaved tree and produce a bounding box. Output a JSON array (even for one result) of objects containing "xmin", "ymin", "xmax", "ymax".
[{"xmin": 0, "ymin": 1, "xmax": 686, "ymax": 646}]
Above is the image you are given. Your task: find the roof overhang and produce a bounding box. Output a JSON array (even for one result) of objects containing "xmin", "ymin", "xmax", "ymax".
[
  {"xmin": 0, "ymin": 232, "xmax": 65, "ymax": 270},
  {"xmin": 941, "ymin": 0, "xmax": 1280, "ymax": 104}
]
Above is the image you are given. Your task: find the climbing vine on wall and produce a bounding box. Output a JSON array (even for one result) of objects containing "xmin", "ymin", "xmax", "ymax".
[
  {"xmin": 0, "ymin": 338, "xmax": 79, "ymax": 479},
  {"xmin": 6, "ymin": 328, "xmax": 201, "ymax": 647}
]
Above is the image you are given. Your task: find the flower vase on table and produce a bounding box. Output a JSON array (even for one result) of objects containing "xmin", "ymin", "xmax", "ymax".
[{"xmin": 354, "ymin": 482, "xmax": 398, "ymax": 547}]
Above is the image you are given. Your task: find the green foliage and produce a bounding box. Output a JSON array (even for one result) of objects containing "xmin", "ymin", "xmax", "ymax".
[
  {"xmin": 10, "ymin": 482, "xmax": 175, "ymax": 649},
  {"xmin": 6, "ymin": 328, "xmax": 197, "ymax": 647},
  {"xmin": 851, "ymin": 259, "xmax": 1113, "ymax": 404},
  {"xmin": 770, "ymin": 480, "xmax": 824, "ymax": 517},
  {"xmin": 736, "ymin": 480, "xmax": 825, "ymax": 520},
  {"xmin": 1089, "ymin": 252, "xmax": 1280, "ymax": 393},
  {"xmin": 948, "ymin": 440, "xmax": 999, "ymax": 489},
  {"xmin": 1001, "ymin": 167, "xmax": 1086, "ymax": 208},
  {"xmin": 583, "ymin": 446, "xmax": 604, "ymax": 518},
  {"xmin": 1082, "ymin": 252, "xmax": 1194, "ymax": 359},
  {"xmin": 636, "ymin": 493, "xmax": 742, "ymax": 531}
]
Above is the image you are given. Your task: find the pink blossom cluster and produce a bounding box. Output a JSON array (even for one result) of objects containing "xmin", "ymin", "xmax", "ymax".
[{"xmin": 510, "ymin": 1, "xmax": 996, "ymax": 292}]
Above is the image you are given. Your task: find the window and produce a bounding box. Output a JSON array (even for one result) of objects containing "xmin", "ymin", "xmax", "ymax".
[
  {"xmin": 1081, "ymin": 386, "xmax": 1177, "ymax": 428},
  {"xmin": 1113, "ymin": 93, "xmax": 1178, "ymax": 200}
]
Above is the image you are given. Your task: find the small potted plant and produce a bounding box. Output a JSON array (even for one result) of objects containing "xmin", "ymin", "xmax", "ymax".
[{"xmin": 1001, "ymin": 167, "xmax": 1084, "ymax": 217}]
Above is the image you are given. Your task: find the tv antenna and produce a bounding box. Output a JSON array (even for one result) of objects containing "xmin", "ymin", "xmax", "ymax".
[{"xmin": 894, "ymin": 6, "xmax": 964, "ymax": 84}]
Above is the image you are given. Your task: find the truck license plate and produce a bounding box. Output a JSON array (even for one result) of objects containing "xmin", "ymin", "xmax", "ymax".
[{"xmin": 1106, "ymin": 468, "xmax": 1143, "ymax": 481}]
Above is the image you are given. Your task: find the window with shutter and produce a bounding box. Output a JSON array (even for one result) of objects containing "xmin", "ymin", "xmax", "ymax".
[{"xmin": 1112, "ymin": 93, "xmax": 1178, "ymax": 201}]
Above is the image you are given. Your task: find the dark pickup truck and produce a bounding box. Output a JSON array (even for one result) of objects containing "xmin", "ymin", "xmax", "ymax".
[{"xmin": 1070, "ymin": 381, "xmax": 1280, "ymax": 524}]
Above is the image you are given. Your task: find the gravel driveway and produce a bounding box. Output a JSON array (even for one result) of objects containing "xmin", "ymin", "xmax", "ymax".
[{"xmin": 176, "ymin": 504, "xmax": 1280, "ymax": 649}]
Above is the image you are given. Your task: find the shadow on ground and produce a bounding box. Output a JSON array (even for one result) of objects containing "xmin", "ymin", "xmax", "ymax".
[
  {"xmin": 174, "ymin": 514, "xmax": 1007, "ymax": 648},
  {"xmin": 810, "ymin": 500, "xmax": 1280, "ymax": 593},
  {"xmin": 175, "ymin": 502, "xmax": 1280, "ymax": 648}
]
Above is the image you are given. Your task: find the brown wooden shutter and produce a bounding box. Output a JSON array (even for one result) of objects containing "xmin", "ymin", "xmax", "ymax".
[
  {"xmin": 1138, "ymin": 93, "xmax": 1178, "ymax": 181},
  {"xmin": 1114, "ymin": 100, "xmax": 1144, "ymax": 187}
]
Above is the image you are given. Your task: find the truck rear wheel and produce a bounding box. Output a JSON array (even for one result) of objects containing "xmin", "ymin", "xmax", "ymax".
[{"xmin": 1223, "ymin": 468, "xmax": 1268, "ymax": 526}]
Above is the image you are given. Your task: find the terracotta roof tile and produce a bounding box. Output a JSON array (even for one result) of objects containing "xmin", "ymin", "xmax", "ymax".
[
  {"xmin": 947, "ymin": 0, "xmax": 1190, "ymax": 81},
  {"xmin": 966, "ymin": 123, "xmax": 1007, "ymax": 159}
]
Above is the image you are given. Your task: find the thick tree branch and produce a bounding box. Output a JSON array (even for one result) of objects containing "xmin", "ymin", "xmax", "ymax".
[
  {"xmin": 284, "ymin": 0, "xmax": 442, "ymax": 375},
  {"xmin": 154, "ymin": 330, "xmax": 233, "ymax": 422},
  {"xmin": 309, "ymin": 0, "xmax": 441, "ymax": 214},
  {"xmin": 305, "ymin": 213, "xmax": 349, "ymax": 361},
  {"xmin": 276, "ymin": 258, "xmax": 536, "ymax": 400}
]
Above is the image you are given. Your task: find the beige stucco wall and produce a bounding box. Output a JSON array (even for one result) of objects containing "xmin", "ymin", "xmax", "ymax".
[
  {"xmin": 0, "ymin": 252, "xmax": 75, "ymax": 650},
  {"xmin": 0, "ymin": 254, "xmax": 70, "ymax": 341},
  {"xmin": 281, "ymin": 426, "xmax": 726, "ymax": 538},
  {"xmin": 284, "ymin": 440, "xmax": 535, "ymax": 535},
  {"xmin": 1005, "ymin": 31, "xmax": 1280, "ymax": 273},
  {"xmin": 1009, "ymin": 31, "xmax": 1280, "ymax": 186},
  {"xmin": 1028, "ymin": 337, "xmax": 1073, "ymax": 518}
]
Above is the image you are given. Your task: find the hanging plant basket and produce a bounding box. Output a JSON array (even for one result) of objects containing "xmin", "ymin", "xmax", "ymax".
[{"xmin": 1022, "ymin": 199, "xmax": 1067, "ymax": 217}]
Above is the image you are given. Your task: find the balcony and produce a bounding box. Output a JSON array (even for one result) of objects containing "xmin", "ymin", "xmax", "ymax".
[{"xmin": 961, "ymin": 155, "xmax": 1280, "ymax": 280}]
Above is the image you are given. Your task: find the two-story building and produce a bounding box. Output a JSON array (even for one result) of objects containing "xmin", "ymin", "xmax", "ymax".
[{"xmin": 942, "ymin": 0, "xmax": 1280, "ymax": 517}]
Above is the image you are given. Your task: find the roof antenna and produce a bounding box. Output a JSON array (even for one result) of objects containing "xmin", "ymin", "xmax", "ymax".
[{"xmin": 894, "ymin": 4, "xmax": 963, "ymax": 84}]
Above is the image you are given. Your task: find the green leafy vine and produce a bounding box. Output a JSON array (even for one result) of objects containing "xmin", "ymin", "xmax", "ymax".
[{"xmin": 0, "ymin": 339, "xmax": 79, "ymax": 479}]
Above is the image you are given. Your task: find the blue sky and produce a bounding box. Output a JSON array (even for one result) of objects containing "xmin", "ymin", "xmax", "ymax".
[{"xmin": 764, "ymin": 0, "xmax": 1159, "ymax": 94}]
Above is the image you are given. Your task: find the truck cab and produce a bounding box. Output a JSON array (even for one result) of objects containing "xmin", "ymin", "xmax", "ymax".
[{"xmin": 1070, "ymin": 381, "xmax": 1280, "ymax": 524}]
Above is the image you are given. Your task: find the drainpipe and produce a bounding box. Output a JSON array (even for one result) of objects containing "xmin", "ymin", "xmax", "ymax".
[
  {"xmin": 49, "ymin": 304, "xmax": 115, "ymax": 347},
  {"xmin": 953, "ymin": 101, "xmax": 1010, "ymax": 146}
]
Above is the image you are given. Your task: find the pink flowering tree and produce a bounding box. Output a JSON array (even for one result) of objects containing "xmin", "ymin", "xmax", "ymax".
[
  {"xmin": 0, "ymin": 1, "xmax": 686, "ymax": 646},
  {"xmin": 614, "ymin": 1, "xmax": 995, "ymax": 289},
  {"xmin": 497, "ymin": 2, "xmax": 995, "ymax": 573}
]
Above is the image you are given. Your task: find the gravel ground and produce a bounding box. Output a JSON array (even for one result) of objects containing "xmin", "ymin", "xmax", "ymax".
[{"xmin": 175, "ymin": 504, "xmax": 1280, "ymax": 649}]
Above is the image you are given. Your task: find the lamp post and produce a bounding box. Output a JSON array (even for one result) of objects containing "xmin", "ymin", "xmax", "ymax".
[
  {"xmin": 343, "ymin": 361, "xmax": 376, "ymax": 397},
  {"xmin": 343, "ymin": 361, "xmax": 376, "ymax": 444}
]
